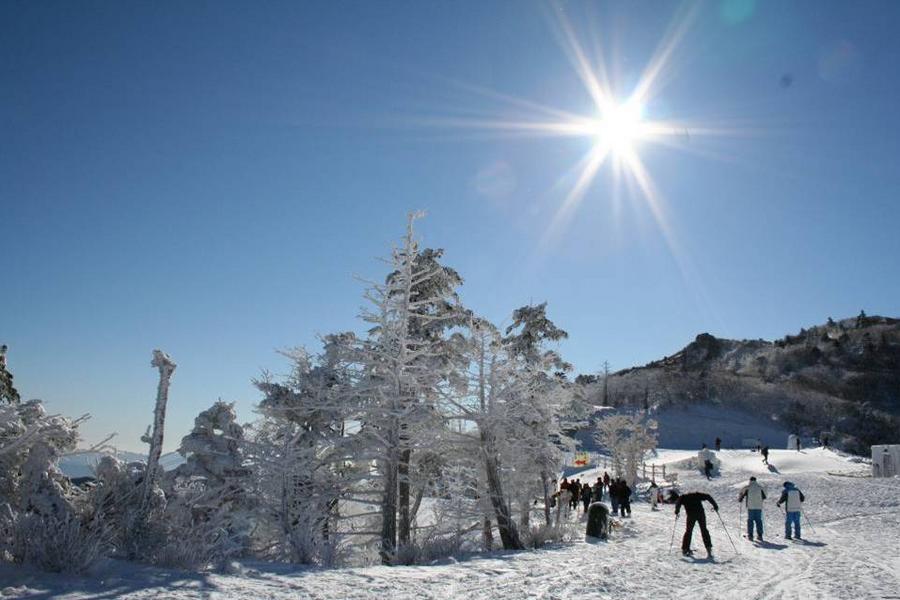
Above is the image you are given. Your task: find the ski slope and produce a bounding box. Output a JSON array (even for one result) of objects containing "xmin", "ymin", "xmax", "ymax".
[{"xmin": 3, "ymin": 448, "xmax": 898, "ymax": 599}]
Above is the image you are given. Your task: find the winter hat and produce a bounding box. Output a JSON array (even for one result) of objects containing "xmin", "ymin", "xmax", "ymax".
[{"xmin": 749, "ymin": 477, "xmax": 757, "ymax": 482}]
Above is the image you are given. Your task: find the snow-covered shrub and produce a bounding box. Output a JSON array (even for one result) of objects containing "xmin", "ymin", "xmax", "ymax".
[
  {"xmin": 393, "ymin": 530, "xmax": 464, "ymax": 565},
  {"xmin": 86, "ymin": 456, "xmax": 166, "ymax": 561},
  {"xmin": 8, "ymin": 511, "xmax": 106, "ymax": 574},
  {"xmin": 151, "ymin": 517, "xmax": 244, "ymax": 571},
  {"xmin": 522, "ymin": 522, "xmax": 571, "ymax": 549}
]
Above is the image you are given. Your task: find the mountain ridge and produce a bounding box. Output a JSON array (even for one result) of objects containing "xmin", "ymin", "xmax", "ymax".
[{"xmin": 579, "ymin": 313, "xmax": 900, "ymax": 454}]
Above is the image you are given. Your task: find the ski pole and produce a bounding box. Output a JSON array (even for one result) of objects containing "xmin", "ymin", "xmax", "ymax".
[
  {"xmin": 738, "ymin": 503, "xmax": 743, "ymax": 538},
  {"xmin": 802, "ymin": 511, "xmax": 817, "ymax": 535},
  {"xmin": 715, "ymin": 510, "xmax": 740, "ymax": 554},
  {"xmin": 669, "ymin": 513, "xmax": 679, "ymax": 552}
]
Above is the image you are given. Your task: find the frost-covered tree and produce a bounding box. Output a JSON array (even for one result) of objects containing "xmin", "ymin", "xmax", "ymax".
[
  {"xmin": 0, "ymin": 345, "xmax": 20, "ymax": 405},
  {"xmin": 0, "ymin": 347, "xmax": 101, "ymax": 572},
  {"xmin": 353, "ymin": 212, "xmax": 464, "ymax": 563},
  {"xmin": 251, "ymin": 336, "xmax": 357, "ymax": 566},
  {"xmin": 593, "ymin": 411, "xmax": 658, "ymax": 486},
  {"xmin": 502, "ymin": 303, "xmax": 573, "ymax": 526},
  {"xmin": 167, "ymin": 401, "xmax": 252, "ymax": 562}
]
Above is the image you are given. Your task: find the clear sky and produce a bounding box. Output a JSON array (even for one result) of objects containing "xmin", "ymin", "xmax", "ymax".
[{"xmin": 3, "ymin": 1, "xmax": 900, "ymax": 452}]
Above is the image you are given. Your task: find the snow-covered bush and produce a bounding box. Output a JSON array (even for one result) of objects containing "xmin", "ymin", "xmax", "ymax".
[
  {"xmin": 87, "ymin": 455, "xmax": 166, "ymax": 561},
  {"xmin": 593, "ymin": 411, "xmax": 658, "ymax": 486},
  {"xmin": 393, "ymin": 530, "xmax": 465, "ymax": 565},
  {"xmin": 7, "ymin": 511, "xmax": 106, "ymax": 574},
  {"xmin": 522, "ymin": 522, "xmax": 575, "ymax": 549}
]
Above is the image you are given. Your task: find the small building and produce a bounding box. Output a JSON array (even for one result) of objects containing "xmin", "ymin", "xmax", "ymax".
[{"xmin": 872, "ymin": 445, "xmax": 900, "ymax": 478}]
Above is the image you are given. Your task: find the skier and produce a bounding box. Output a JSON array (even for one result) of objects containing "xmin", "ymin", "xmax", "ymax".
[
  {"xmin": 592, "ymin": 477, "xmax": 604, "ymax": 502},
  {"xmin": 761, "ymin": 445, "xmax": 769, "ymax": 465},
  {"xmin": 715, "ymin": 437, "xmax": 722, "ymax": 452},
  {"xmin": 737, "ymin": 476, "xmax": 767, "ymax": 541},
  {"xmin": 603, "ymin": 471, "xmax": 611, "ymax": 488},
  {"xmin": 700, "ymin": 444, "xmax": 714, "ymax": 480},
  {"xmin": 618, "ymin": 480, "xmax": 632, "ymax": 517},
  {"xmin": 649, "ymin": 480, "xmax": 659, "ymax": 511},
  {"xmin": 675, "ymin": 491, "xmax": 719, "ymax": 558},
  {"xmin": 570, "ymin": 478, "xmax": 581, "ymax": 510},
  {"xmin": 776, "ymin": 481, "xmax": 805, "ymax": 540},
  {"xmin": 581, "ymin": 482, "xmax": 593, "ymax": 513}
]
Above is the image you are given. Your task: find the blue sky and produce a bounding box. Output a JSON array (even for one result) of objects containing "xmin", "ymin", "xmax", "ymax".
[{"xmin": 3, "ymin": 1, "xmax": 900, "ymax": 451}]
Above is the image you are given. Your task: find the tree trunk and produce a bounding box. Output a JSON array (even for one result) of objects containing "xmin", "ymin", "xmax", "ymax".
[
  {"xmin": 541, "ymin": 471, "xmax": 552, "ymax": 525},
  {"xmin": 140, "ymin": 350, "xmax": 175, "ymax": 519},
  {"xmin": 398, "ymin": 447, "xmax": 411, "ymax": 547},
  {"xmin": 380, "ymin": 426, "xmax": 399, "ymax": 564},
  {"xmin": 481, "ymin": 434, "xmax": 522, "ymax": 550}
]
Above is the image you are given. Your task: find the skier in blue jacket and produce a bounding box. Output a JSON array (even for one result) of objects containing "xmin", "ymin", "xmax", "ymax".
[{"xmin": 776, "ymin": 481, "xmax": 805, "ymax": 539}]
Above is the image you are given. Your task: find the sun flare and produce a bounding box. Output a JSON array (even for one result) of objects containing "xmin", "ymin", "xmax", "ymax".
[{"xmin": 590, "ymin": 101, "xmax": 646, "ymax": 154}]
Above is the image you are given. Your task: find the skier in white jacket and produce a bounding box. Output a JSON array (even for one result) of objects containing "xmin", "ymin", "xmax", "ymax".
[
  {"xmin": 776, "ymin": 481, "xmax": 806, "ymax": 539},
  {"xmin": 737, "ymin": 476, "xmax": 767, "ymax": 541}
]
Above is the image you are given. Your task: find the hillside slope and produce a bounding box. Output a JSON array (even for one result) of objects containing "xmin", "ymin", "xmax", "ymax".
[
  {"xmin": 581, "ymin": 314, "xmax": 900, "ymax": 453},
  {"xmin": 5, "ymin": 448, "xmax": 897, "ymax": 599}
]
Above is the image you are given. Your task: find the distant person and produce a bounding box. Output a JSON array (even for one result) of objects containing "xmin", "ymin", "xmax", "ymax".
[
  {"xmin": 618, "ymin": 481, "xmax": 632, "ymax": 517},
  {"xmin": 603, "ymin": 471, "xmax": 611, "ymax": 487},
  {"xmin": 581, "ymin": 482, "xmax": 593, "ymax": 512},
  {"xmin": 761, "ymin": 446, "xmax": 770, "ymax": 465},
  {"xmin": 737, "ymin": 476, "xmax": 767, "ymax": 541},
  {"xmin": 822, "ymin": 435, "xmax": 829, "ymax": 449},
  {"xmin": 675, "ymin": 491, "xmax": 719, "ymax": 558},
  {"xmin": 776, "ymin": 481, "xmax": 805, "ymax": 539},
  {"xmin": 609, "ymin": 479, "xmax": 620, "ymax": 516},
  {"xmin": 570, "ymin": 478, "xmax": 581, "ymax": 509},
  {"xmin": 715, "ymin": 437, "xmax": 722, "ymax": 452},
  {"xmin": 704, "ymin": 459, "xmax": 713, "ymax": 480},
  {"xmin": 593, "ymin": 477, "xmax": 604, "ymax": 502},
  {"xmin": 649, "ymin": 480, "xmax": 660, "ymax": 511},
  {"xmin": 796, "ymin": 438, "xmax": 802, "ymax": 452}
]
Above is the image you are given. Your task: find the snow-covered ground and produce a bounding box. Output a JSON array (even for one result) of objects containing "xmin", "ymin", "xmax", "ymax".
[{"xmin": 4, "ymin": 448, "xmax": 898, "ymax": 599}]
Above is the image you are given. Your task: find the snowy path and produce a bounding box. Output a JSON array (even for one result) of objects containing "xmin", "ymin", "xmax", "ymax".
[{"xmin": 3, "ymin": 449, "xmax": 899, "ymax": 599}]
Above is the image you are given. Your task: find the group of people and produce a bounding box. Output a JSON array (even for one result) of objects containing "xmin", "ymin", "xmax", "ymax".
[
  {"xmin": 555, "ymin": 472, "xmax": 636, "ymax": 518},
  {"xmin": 674, "ymin": 477, "xmax": 807, "ymax": 559}
]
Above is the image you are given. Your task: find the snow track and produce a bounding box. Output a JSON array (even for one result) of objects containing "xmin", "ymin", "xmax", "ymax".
[{"xmin": 3, "ymin": 449, "xmax": 898, "ymax": 599}]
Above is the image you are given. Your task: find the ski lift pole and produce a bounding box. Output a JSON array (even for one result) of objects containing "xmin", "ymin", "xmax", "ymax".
[{"xmin": 714, "ymin": 510, "xmax": 740, "ymax": 554}]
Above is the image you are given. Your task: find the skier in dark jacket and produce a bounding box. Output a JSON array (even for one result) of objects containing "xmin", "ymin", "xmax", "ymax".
[
  {"xmin": 570, "ymin": 479, "xmax": 581, "ymax": 509},
  {"xmin": 618, "ymin": 481, "xmax": 632, "ymax": 517},
  {"xmin": 715, "ymin": 437, "xmax": 722, "ymax": 452},
  {"xmin": 675, "ymin": 492, "xmax": 719, "ymax": 558},
  {"xmin": 581, "ymin": 482, "xmax": 593, "ymax": 512},
  {"xmin": 761, "ymin": 446, "xmax": 769, "ymax": 465}
]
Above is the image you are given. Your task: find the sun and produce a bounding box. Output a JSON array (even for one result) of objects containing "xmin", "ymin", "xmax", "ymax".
[{"xmin": 591, "ymin": 101, "xmax": 646, "ymax": 154}]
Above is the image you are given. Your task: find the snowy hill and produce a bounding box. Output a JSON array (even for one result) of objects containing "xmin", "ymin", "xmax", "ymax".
[
  {"xmin": 5, "ymin": 446, "xmax": 898, "ymax": 599},
  {"xmin": 580, "ymin": 314, "xmax": 900, "ymax": 454},
  {"xmin": 58, "ymin": 451, "xmax": 185, "ymax": 479},
  {"xmin": 570, "ymin": 404, "xmax": 792, "ymax": 453}
]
